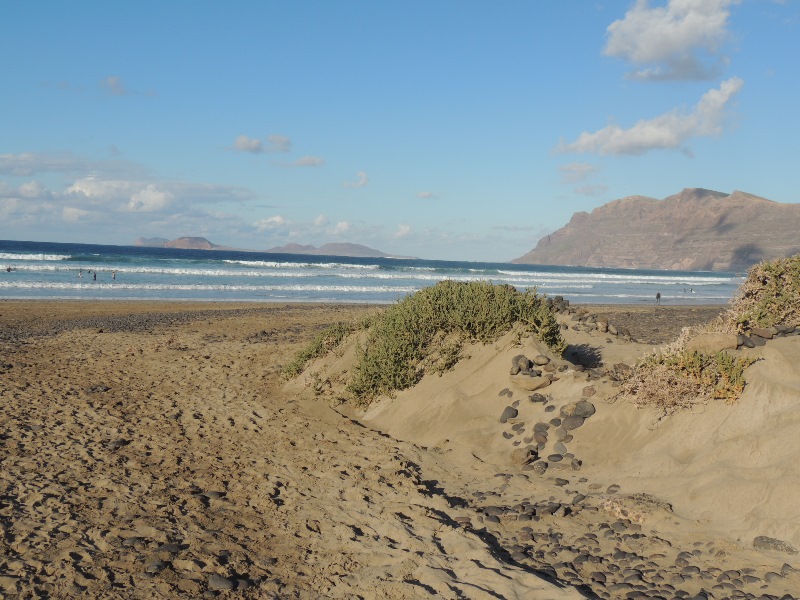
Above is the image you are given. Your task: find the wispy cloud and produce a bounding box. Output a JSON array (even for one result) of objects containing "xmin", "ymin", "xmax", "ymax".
[
  {"xmin": 232, "ymin": 134, "xmax": 293, "ymax": 154},
  {"xmin": 575, "ymin": 184, "xmax": 609, "ymax": 196},
  {"xmin": 254, "ymin": 215, "xmax": 287, "ymax": 232},
  {"xmin": 333, "ymin": 221, "xmax": 351, "ymax": 235},
  {"xmin": 343, "ymin": 171, "xmax": 368, "ymax": 188},
  {"xmin": 604, "ymin": 0, "xmax": 736, "ymax": 81},
  {"xmin": 394, "ymin": 224, "xmax": 411, "ymax": 239},
  {"xmin": 101, "ymin": 76, "xmax": 129, "ymax": 96},
  {"xmin": 558, "ymin": 163, "xmax": 598, "ymax": 183},
  {"xmin": 416, "ymin": 191, "xmax": 438, "ymax": 199},
  {"xmin": 558, "ymin": 77, "xmax": 743, "ymax": 155},
  {"xmin": 313, "ymin": 214, "xmax": 329, "ymax": 227},
  {"xmin": 293, "ymin": 156, "xmax": 325, "ymax": 167},
  {"xmin": 99, "ymin": 76, "xmax": 153, "ymax": 97},
  {"xmin": 233, "ymin": 135, "xmax": 264, "ymax": 154},
  {"xmin": 267, "ymin": 134, "xmax": 291, "ymax": 153}
]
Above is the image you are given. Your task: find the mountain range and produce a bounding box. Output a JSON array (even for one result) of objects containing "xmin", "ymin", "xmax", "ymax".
[{"xmin": 513, "ymin": 188, "xmax": 800, "ymax": 271}]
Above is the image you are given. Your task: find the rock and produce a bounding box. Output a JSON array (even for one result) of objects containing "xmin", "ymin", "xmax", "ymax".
[
  {"xmin": 608, "ymin": 324, "xmax": 618, "ymax": 336},
  {"xmin": 512, "ymin": 354, "xmax": 531, "ymax": 370},
  {"xmin": 208, "ymin": 574, "xmax": 236, "ymax": 590},
  {"xmin": 531, "ymin": 461, "xmax": 548, "ymax": 475},
  {"xmin": 754, "ymin": 536, "xmax": 799, "ymax": 555},
  {"xmin": 532, "ymin": 355, "xmax": 550, "ymax": 366},
  {"xmin": 499, "ymin": 406, "xmax": 518, "ymax": 423},
  {"xmin": 561, "ymin": 416, "xmax": 585, "ymax": 430},
  {"xmin": 738, "ymin": 334, "xmax": 756, "ymax": 348},
  {"xmin": 751, "ymin": 327, "xmax": 777, "ymax": 340},
  {"xmin": 685, "ymin": 332, "xmax": 739, "ymax": 354},
  {"xmin": 596, "ymin": 321, "xmax": 608, "ymax": 333},
  {"xmin": 511, "ymin": 446, "xmax": 537, "ymax": 466},
  {"xmin": 555, "ymin": 427, "xmax": 568, "ymax": 441},
  {"xmin": 529, "ymin": 393, "xmax": 547, "ymax": 403},
  {"xmin": 750, "ymin": 334, "xmax": 767, "ymax": 346},
  {"xmin": 553, "ymin": 442, "xmax": 567, "ymax": 454},
  {"xmin": 498, "ymin": 388, "xmax": 510, "ymax": 397},
  {"xmin": 548, "ymin": 454, "xmax": 563, "ymax": 462},
  {"xmin": 510, "ymin": 374, "xmax": 551, "ymax": 391},
  {"xmin": 582, "ymin": 385, "xmax": 596, "ymax": 397},
  {"xmin": 560, "ymin": 400, "xmax": 595, "ymax": 419}
]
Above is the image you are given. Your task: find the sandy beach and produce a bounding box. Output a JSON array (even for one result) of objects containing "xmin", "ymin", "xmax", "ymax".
[{"xmin": 2, "ymin": 300, "xmax": 799, "ymax": 599}]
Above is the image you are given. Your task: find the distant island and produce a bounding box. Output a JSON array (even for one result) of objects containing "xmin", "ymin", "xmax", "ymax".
[
  {"xmin": 513, "ymin": 188, "xmax": 800, "ymax": 272},
  {"xmin": 135, "ymin": 237, "xmax": 412, "ymax": 259},
  {"xmin": 134, "ymin": 236, "xmax": 238, "ymax": 251},
  {"xmin": 266, "ymin": 243, "xmax": 414, "ymax": 259}
]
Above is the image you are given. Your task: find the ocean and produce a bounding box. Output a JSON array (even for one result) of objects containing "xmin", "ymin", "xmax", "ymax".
[{"xmin": 0, "ymin": 239, "xmax": 742, "ymax": 305}]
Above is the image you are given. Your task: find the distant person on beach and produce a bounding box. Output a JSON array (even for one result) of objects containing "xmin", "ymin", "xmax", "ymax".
[
  {"xmin": 79, "ymin": 269, "xmax": 82, "ymax": 278},
  {"xmin": 656, "ymin": 292, "xmax": 661, "ymax": 305},
  {"xmin": 93, "ymin": 271, "xmax": 97, "ymax": 281},
  {"xmin": 112, "ymin": 270, "xmax": 116, "ymax": 280}
]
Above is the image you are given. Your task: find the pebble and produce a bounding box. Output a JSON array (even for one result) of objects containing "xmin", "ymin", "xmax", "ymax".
[
  {"xmin": 208, "ymin": 574, "xmax": 236, "ymax": 590},
  {"xmin": 561, "ymin": 416, "xmax": 585, "ymax": 430},
  {"xmin": 499, "ymin": 406, "xmax": 518, "ymax": 423}
]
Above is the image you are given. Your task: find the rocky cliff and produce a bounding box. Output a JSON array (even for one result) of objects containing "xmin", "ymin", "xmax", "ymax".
[{"xmin": 513, "ymin": 188, "xmax": 800, "ymax": 271}]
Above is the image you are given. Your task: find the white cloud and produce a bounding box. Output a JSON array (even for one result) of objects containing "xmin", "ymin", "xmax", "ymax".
[
  {"xmin": 128, "ymin": 184, "xmax": 173, "ymax": 211},
  {"xmin": 559, "ymin": 77, "xmax": 743, "ymax": 155},
  {"xmin": 267, "ymin": 135, "xmax": 291, "ymax": 153},
  {"xmin": 18, "ymin": 181, "xmax": 50, "ymax": 199},
  {"xmin": 62, "ymin": 206, "xmax": 91, "ymax": 222},
  {"xmin": 416, "ymin": 191, "xmax": 438, "ymax": 199},
  {"xmin": 293, "ymin": 156, "xmax": 325, "ymax": 167},
  {"xmin": 313, "ymin": 214, "xmax": 329, "ymax": 227},
  {"xmin": 254, "ymin": 215, "xmax": 287, "ymax": 232},
  {"xmin": 559, "ymin": 163, "xmax": 598, "ymax": 183},
  {"xmin": 394, "ymin": 224, "xmax": 411, "ymax": 239},
  {"xmin": 343, "ymin": 171, "xmax": 368, "ymax": 189},
  {"xmin": 333, "ymin": 221, "xmax": 351, "ymax": 235},
  {"xmin": 233, "ymin": 135, "xmax": 264, "ymax": 154},
  {"xmin": 605, "ymin": 0, "xmax": 736, "ymax": 81}
]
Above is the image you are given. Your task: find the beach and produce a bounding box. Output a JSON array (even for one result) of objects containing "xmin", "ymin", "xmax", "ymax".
[{"xmin": 2, "ymin": 300, "xmax": 799, "ymax": 599}]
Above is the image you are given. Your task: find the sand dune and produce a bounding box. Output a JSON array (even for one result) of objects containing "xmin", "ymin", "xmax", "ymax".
[{"xmin": 2, "ymin": 301, "xmax": 799, "ymax": 598}]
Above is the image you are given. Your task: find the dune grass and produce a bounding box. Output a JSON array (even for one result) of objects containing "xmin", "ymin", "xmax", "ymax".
[
  {"xmin": 622, "ymin": 255, "xmax": 800, "ymax": 413},
  {"xmin": 283, "ymin": 280, "xmax": 563, "ymax": 403}
]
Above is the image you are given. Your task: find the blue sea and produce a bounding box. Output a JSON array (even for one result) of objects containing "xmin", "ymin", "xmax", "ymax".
[{"xmin": 0, "ymin": 239, "xmax": 742, "ymax": 305}]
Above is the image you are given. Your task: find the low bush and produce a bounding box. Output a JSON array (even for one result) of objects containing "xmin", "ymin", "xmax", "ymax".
[
  {"xmin": 346, "ymin": 280, "xmax": 563, "ymax": 402},
  {"xmin": 726, "ymin": 254, "xmax": 800, "ymax": 331},
  {"xmin": 622, "ymin": 347, "xmax": 755, "ymax": 415}
]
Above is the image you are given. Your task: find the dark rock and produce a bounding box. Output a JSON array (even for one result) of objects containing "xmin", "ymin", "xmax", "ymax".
[
  {"xmin": 529, "ymin": 393, "xmax": 547, "ymax": 403},
  {"xmin": 560, "ymin": 400, "xmax": 595, "ymax": 419},
  {"xmin": 606, "ymin": 484, "xmax": 620, "ymax": 494},
  {"xmin": 555, "ymin": 478, "xmax": 569, "ymax": 486},
  {"xmin": 545, "ymin": 405, "xmax": 555, "ymax": 412},
  {"xmin": 498, "ymin": 387, "xmax": 510, "ymax": 397},
  {"xmin": 751, "ymin": 327, "xmax": 776, "ymax": 339},
  {"xmin": 754, "ymin": 536, "xmax": 799, "ymax": 554},
  {"xmin": 750, "ymin": 334, "xmax": 767, "ymax": 346},
  {"xmin": 548, "ymin": 454, "xmax": 563, "ymax": 462},
  {"xmin": 502, "ymin": 432, "xmax": 513, "ymax": 439},
  {"xmin": 208, "ymin": 574, "xmax": 236, "ymax": 590},
  {"xmin": 561, "ymin": 416, "xmax": 585, "ymax": 430},
  {"xmin": 553, "ymin": 442, "xmax": 567, "ymax": 454},
  {"xmin": 531, "ymin": 461, "xmax": 548, "ymax": 475},
  {"xmin": 555, "ymin": 427, "xmax": 569, "ymax": 441},
  {"xmin": 500, "ymin": 406, "xmax": 518, "ymax": 423},
  {"xmin": 738, "ymin": 334, "xmax": 756, "ymax": 348},
  {"xmin": 512, "ymin": 355, "xmax": 531, "ymax": 370}
]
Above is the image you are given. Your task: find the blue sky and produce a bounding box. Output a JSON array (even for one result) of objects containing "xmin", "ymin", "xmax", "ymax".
[{"xmin": 1, "ymin": 1, "xmax": 798, "ymax": 261}]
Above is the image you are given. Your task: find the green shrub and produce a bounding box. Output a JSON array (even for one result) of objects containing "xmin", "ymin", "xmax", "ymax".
[
  {"xmin": 282, "ymin": 322, "xmax": 355, "ymax": 379},
  {"xmin": 346, "ymin": 281, "xmax": 563, "ymax": 401},
  {"xmin": 727, "ymin": 254, "xmax": 800, "ymax": 331}
]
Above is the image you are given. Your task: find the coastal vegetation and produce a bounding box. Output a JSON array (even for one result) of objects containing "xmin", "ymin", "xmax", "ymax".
[
  {"xmin": 623, "ymin": 254, "xmax": 800, "ymax": 414},
  {"xmin": 284, "ymin": 280, "xmax": 563, "ymax": 403},
  {"xmin": 726, "ymin": 254, "xmax": 800, "ymax": 330}
]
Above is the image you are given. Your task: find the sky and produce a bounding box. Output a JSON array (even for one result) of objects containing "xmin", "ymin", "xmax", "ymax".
[{"xmin": 1, "ymin": 1, "xmax": 799, "ymax": 262}]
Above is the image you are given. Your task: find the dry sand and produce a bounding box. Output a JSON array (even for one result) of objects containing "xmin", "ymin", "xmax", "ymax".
[{"xmin": 2, "ymin": 300, "xmax": 799, "ymax": 599}]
